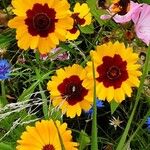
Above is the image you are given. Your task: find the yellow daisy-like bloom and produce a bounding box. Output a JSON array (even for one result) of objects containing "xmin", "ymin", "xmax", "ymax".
[
  {"xmin": 47, "ymin": 64, "xmax": 93, "ymax": 118},
  {"xmin": 8, "ymin": 0, "xmax": 73, "ymax": 54},
  {"xmin": 66, "ymin": 3, "xmax": 92, "ymax": 40},
  {"xmin": 84, "ymin": 42, "xmax": 142, "ymax": 103},
  {"xmin": 16, "ymin": 119, "xmax": 78, "ymax": 150}
]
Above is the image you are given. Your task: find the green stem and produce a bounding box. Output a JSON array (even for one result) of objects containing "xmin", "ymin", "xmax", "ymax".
[
  {"xmin": 39, "ymin": 84, "xmax": 48, "ymax": 119},
  {"xmin": 116, "ymin": 45, "xmax": 150, "ymax": 150},
  {"xmin": 124, "ymin": 109, "xmax": 150, "ymax": 150},
  {"xmin": 91, "ymin": 60, "xmax": 98, "ymax": 150},
  {"xmin": 54, "ymin": 121, "xmax": 66, "ymax": 150},
  {"xmin": 1, "ymin": 80, "xmax": 7, "ymax": 106}
]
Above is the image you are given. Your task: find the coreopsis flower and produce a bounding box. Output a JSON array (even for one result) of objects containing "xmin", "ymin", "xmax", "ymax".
[
  {"xmin": 16, "ymin": 119, "xmax": 78, "ymax": 150},
  {"xmin": 133, "ymin": 4, "xmax": 150, "ymax": 46},
  {"xmin": 8, "ymin": 0, "xmax": 73, "ymax": 54},
  {"xmin": 47, "ymin": 64, "xmax": 93, "ymax": 118},
  {"xmin": 66, "ymin": 3, "xmax": 92, "ymax": 40},
  {"xmin": 100, "ymin": 1, "xmax": 142, "ymax": 24},
  {"xmin": 84, "ymin": 42, "xmax": 142, "ymax": 103},
  {"xmin": 0, "ymin": 59, "xmax": 11, "ymax": 80}
]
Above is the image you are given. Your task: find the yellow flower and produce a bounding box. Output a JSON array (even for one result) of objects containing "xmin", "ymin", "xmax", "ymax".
[
  {"xmin": 66, "ymin": 3, "xmax": 92, "ymax": 40},
  {"xmin": 84, "ymin": 42, "xmax": 142, "ymax": 103},
  {"xmin": 8, "ymin": 0, "xmax": 73, "ymax": 54},
  {"xmin": 47, "ymin": 64, "xmax": 93, "ymax": 118},
  {"xmin": 16, "ymin": 119, "xmax": 78, "ymax": 150}
]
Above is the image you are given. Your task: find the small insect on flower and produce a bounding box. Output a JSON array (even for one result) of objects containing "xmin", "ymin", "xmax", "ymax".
[
  {"xmin": 109, "ymin": 116, "xmax": 123, "ymax": 130},
  {"xmin": 0, "ymin": 59, "xmax": 11, "ymax": 80},
  {"xmin": 110, "ymin": 0, "xmax": 130, "ymax": 15}
]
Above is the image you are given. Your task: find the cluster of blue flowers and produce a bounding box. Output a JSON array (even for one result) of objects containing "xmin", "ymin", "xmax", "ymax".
[{"xmin": 0, "ymin": 59, "xmax": 11, "ymax": 80}]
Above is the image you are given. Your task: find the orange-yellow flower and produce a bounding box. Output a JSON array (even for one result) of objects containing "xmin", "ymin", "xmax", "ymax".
[
  {"xmin": 84, "ymin": 41, "xmax": 142, "ymax": 103},
  {"xmin": 8, "ymin": 0, "xmax": 73, "ymax": 54},
  {"xmin": 66, "ymin": 3, "xmax": 92, "ymax": 40},
  {"xmin": 47, "ymin": 64, "xmax": 93, "ymax": 118},
  {"xmin": 16, "ymin": 119, "xmax": 78, "ymax": 150}
]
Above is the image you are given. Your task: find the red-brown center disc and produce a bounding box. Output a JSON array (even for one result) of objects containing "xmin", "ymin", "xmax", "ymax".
[
  {"xmin": 25, "ymin": 3, "xmax": 58, "ymax": 37},
  {"xmin": 96, "ymin": 54, "xmax": 128, "ymax": 89},
  {"xmin": 58, "ymin": 75, "xmax": 88, "ymax": 105},
  {"xmin": 42, "ymin": 144, "xmax": 55, "ymax": 150}
]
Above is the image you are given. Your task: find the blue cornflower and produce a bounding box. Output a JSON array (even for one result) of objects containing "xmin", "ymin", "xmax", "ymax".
[
  {"xmin": 0, "ymin": 59, "xmax": 11, "ymax": 80},
  {"xmin": 146, "ymin": 117, "xmax": 150, "ymax": 131},
  {"xmin": 85, "ymin": 99, "xmax": 104, "ymax": 115}
]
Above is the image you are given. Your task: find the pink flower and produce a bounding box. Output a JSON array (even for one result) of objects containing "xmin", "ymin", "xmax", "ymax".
[
  {"xmin": 134, "ymin": 4, "xmax": 150, "ymax": 45},
  {"xmin": 100, "ymin": 1, "xmax": 142, "ymax": 24},
  {"xmin": 50, "ymin": 47, "xmax": 70, "ymax": 61}
]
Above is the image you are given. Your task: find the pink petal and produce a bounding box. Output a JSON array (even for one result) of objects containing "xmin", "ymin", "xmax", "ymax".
[
  {"xmin": 100, "ymin": 14, "xmax": 112, "ymax": 20},
  {"xmin": 134, "ymin": 4, "xmax": 150, "ymax": 45},
  {"xmin": 113, "ymin": 1, "xmax": 142, "ymax": 23}
]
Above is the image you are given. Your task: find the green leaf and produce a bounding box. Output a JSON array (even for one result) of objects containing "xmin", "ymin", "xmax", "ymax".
[
  {"xmin": 110, "ymin": 100, "xmax": 119, "ymax": 114},
  {"xmin": 0, "ymin": 96, "xmax": 7, "ymax": 107},
  {"xmin": 87, "ymin": 0, "xmax": 106, "ymax": 25},
  {"xmin": 79, "ymin": 130, "xmax": 90, "ymax": 150},
  {"xmin": 79, "ymin": 24, "xmax": 94, "ymax": 34},
  {"xmin": 18, "ymin": 71, "xmax": 52, "ymax": 101},
  {"xmin": 0, "ymin": 142, "xmax": 14, "ymax": 150},
  {"xmin": 140, "ymin": 0, "xmax": 150, "ymax": 4}
]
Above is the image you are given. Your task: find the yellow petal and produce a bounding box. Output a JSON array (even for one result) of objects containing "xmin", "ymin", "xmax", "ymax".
[
  {"xmin": 81, "ymin": 13, "xmax": 92, "ymax": 27},
  {"xmin": 30, "ymin": 36, "xmax": 39, "ymax": 49},
  {"xmin": 106, "ymin": 86, "xmax": 114, "ymax": 102},
  {"xmin": 114, "ymin": 88, "xmax": 125, "ymax": 103},
  {"xmin": 122, "ymin": 82, "xmax": 132, "ymax": 97},
  {"xmin": 18, "ymin": 33, "xmax": 31, "ymax": 50},
  {"xmin": 8, "ymin": 17, "xmax": 25, "ymax": 28}
]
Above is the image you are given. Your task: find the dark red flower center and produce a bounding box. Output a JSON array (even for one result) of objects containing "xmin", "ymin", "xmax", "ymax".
[
  {"xmin": 72, "ymin": 13, "xmax": 86, "ymax": 25},
  {"xmin": 58, "ymin": 75, "xmax": 88, "ymax": 105},
  {"xmin": 33, "ymin": 13, "xmax": 51, "ymax": 30},
  {"xmin": 42, "ymin": 144, "xmax": 55, "ymax": 150},
  {"xmin": 96, "ymin": 54, "xmax": 128, "ymax": 89},
  {"xmin": 107, "ymin": 66, "xmax": 121, "ymax": 80},
  {"xmin": 68, "ymin": 13, "xmax": 85, "ymax": 34},
  {"xmin": 25, "ymin": 3, "xmax": 58, "ymax": 37},
  {"xmin": 68, "ymin": 23, "xmax": 78, "ymax": 34}
]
